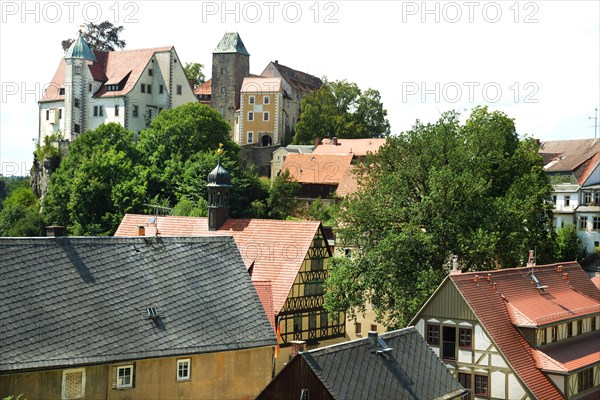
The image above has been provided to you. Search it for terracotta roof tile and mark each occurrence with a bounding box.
[336,165,359,197]
[540,139,600,185]
[451,262,599,399]
[194,79,211,96]
[253,280,275,332]
[115,215,324,314]
[313,138,386,156]
[534,334,600,372]
[592,274,600,290]
[281,153,353,185]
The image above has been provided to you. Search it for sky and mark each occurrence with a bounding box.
[1,0,599,176]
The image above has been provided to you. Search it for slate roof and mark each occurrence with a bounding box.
[446,262,599,399]
[313,138,387,156]
[115,216,327,315]
[41,46,174,102]
[0,237,276,372]
[540,139,600,185]
[213,32,250,56]
[281,153,353,185]
[64,32,96,61]
[261,61,322,92]
[282,328,466,400]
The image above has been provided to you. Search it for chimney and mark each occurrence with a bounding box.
[314,136,321,148]
[274,60,278,66]
[368,331,378,346]
[188,78,195,90]
[332,137,338,146]
[46,226,66,237]
[290,340,306,358]
[137,226,145,237]
[474,275,479,284]
[450,255,461,275]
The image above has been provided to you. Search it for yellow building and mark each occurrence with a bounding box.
[238,77,283,146]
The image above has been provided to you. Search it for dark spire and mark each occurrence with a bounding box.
[207,145,232,231]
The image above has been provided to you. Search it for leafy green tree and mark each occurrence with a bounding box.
[554,225,585,261]
[326,107,554,328]
[307,197,338,226]
[0,180,45,237]
[267,170,301,219]
[293,79,390,144]
[183,62,206,87]
[62,21,125,51]
[43,123,145,235]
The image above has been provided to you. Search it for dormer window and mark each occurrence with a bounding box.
[106,85,120,92]
[59,88,65,95]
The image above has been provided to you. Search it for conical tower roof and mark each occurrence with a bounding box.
[213,32,250,56]
[207,159,233,188]
[65,31,97,61]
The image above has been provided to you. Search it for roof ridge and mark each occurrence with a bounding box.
[302,327,415,356]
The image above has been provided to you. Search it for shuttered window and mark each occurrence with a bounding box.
[62,368,85,399]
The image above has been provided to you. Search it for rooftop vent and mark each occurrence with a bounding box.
[368,331,393,354]
[147,307,159,320]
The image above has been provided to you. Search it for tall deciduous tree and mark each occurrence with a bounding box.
[183,63,206,87]
[293,79,390,144]
[325,107,555,328]
[62,21,126,51]
[43,123,145,235]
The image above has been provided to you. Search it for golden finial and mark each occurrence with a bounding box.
[217,143,224,157]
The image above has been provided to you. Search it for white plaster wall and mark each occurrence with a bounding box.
[491,353,508,368]
[554,192,579,213]
[491,370,506,399]
[87,97,125,131]
[474,324,491,351]
[508,373,527,399]
[169,49,198,107]
[547,373,565,396]
[39,101,64,141]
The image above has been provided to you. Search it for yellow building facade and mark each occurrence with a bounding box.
[239,77,283,146]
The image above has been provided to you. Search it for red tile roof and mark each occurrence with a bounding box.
[313,138,386,156]
[41,46,173,102]
[533,334,600,372]
[281,153,353,185]
[540,139,600,185]
[450,262,599,399]
[115,215,325,314]
[193,79,212,96]
[592,274,600,290]
[336,165,359,197]
[253,280,275,332]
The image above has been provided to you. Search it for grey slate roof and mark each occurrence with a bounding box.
[300,327,466,400]
[0,236,276,372]
[213,32,250,56]
[64,32,97,61]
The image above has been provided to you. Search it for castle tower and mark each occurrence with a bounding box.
[63,31,96,140]
[207,154,233,231]
[211,33,250,139]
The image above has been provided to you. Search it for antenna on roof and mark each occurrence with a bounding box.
[588,107,598,139]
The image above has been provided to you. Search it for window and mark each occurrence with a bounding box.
[300,389,309,400]
[62,368,85,399]
[552,195,557,204]
[115,105,119,116]
[305,281,323,296]
[564,196,570,206]
[263,111,270,121]
[427,324,440,345]
[46,110,49,120]
[459,328,472,348]
[116,365,133,388]
[176,359,190,381]
[311,258,324,271]
[567,322,573,338]
[294,315,302,335]
[141,84,146,93]
[577,319,583,335]
[159,85,164,94]
[355,322,362,335]
[551,325,558,342]
[94,106,103,117]
[93,106,98,117]
[249,96,255,104]
[221,68,226,74]
[584,192,592,204]
[147,85,152,94]
[578,368,594,392]
[371,324,378,332]
[59,88,65,95]
[74,124,80,134]
[221,87,226,94]
[247,131,253,143]
[147,109,152,119]
[220,107,224,116]
[74,98,80,108]
[540,328,547,345]
[248,112,254,121]
[133,105,139,118]
[88,84,92,92]
[264,96,270,104]
[458,373,471,400]
[595,192,600,205]
[309,312,317,330]
[593,217,600,230]
[474,375,488,396]
[59,109,62,119]
[580,216,588,230]
[177,85,182,95]
[320,310,328,329]
[592,316,597,332]
[74,65,81,75]
[148,68,153,76]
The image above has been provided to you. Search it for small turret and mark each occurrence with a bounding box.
[207,145,233,231]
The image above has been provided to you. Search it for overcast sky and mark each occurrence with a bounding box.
[1,0,599,176]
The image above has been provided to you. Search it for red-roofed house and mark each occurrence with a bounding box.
[540,139,600,255]
[411,261,600,399]
[39,32,197,143]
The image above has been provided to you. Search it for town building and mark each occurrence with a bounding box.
[271,144,314,179]
[39,32,197,143]
[410,260,600,399]
[540,139,600,254]
[115,160,346,372]
[257,327,468,400]
[0,235,276,399]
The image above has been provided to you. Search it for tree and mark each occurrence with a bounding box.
[325,107,554,328]
[293,79,390,144]
[554,225,585,261]
[43,123,145,235]
[267,170,301,219]
[184,63,206,87]
[62,21,126,51]
[0,180,45,237]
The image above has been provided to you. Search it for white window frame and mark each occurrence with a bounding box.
[248,112,254,121]
[116,365,134,389]
[62,368,86,400]
[177,359,191,381]
[264,95,270,104]
[263,111,270,121]
[249,96,255,104]
[247,131,254,143]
